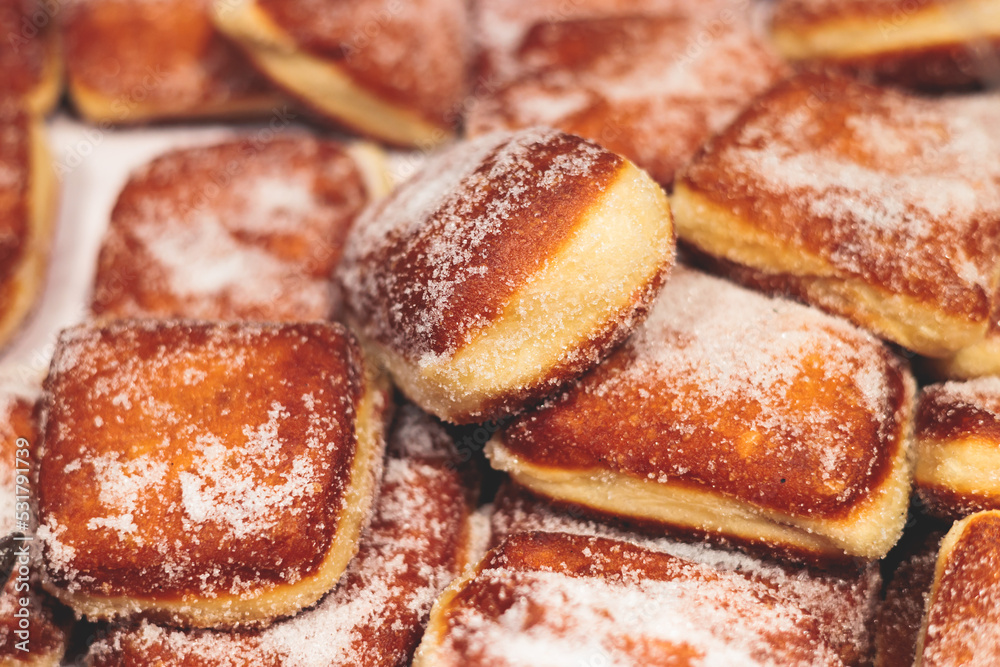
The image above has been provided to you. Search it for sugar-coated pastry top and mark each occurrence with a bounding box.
[470,2,786,185]
[92,136,368,321]
[491,484,880,665]
[918,376,1000,443]
[680,73,1000,321]
[497,267,909,519]
[253,0,469,129]
[340,128,624,363]
[63,0,274,110]
[0,107,30,309]
[921,511,1000,666]
[38,320,366,600]
[87,406,474,667]
[427,531,843,666]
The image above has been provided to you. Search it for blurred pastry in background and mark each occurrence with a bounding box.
[771,0,1000,91]
[0,0,62,114]
[673,72,1000,374]
[468,0,787,186]
[63,0,284,123]
[91,135,387,322]
[0,105,56,354]
[212,0,469,147]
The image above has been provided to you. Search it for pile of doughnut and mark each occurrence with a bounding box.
[1,0,1000,664]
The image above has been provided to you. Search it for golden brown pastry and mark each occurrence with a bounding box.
[0,105,57,353]
[468,0,788,186]
[0,0,62,115]
[90,136,386,322]
[874,530,944,667]
[0,392,71,667]
[916,510,1000,666]
[771,0,1000,91]
[673,72,1000,370]
[491,482,882,666]
[86,405,477,666]
[338,128,675,424]
[915,377,1000,519]
[37,320,391,629]
[62,0,284,123]
[488,266,915,561]
[211,0,469,146]
[415,531,846,666]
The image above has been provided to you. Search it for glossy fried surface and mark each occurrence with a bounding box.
[496,267,909,520]
[251,0,468,131]
[469,2,786,185]
[419,532,843,666]
[63,0,276,120]
[38,321,365,602]
[87,406,475,666]
[920,511,1000,666]
[91,136,369,322]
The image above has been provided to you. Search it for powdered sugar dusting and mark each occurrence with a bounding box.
[434,533,842,666]
[93,137,368,321]
[924,376,1000,417]
[491,485,880,663]
[86,448,471,665]
[683,77,1000,308]
[340,128,615,361]
[38,321,359,599]
[469,1,786,184]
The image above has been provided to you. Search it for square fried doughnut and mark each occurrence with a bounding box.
[487,266,915,561]
[0,0,62,114]
[491,482,882,666]
[0,391,72,666]
[0,105,57,353]
[86,405,478,665]
[772,0,1000,91]
[338,128,675,424]
[673,72,1000,368]
[414,531,845,666]
[37,320,392,629]
[468,0,788,186]
[917,510,1000,665]
[211,0,469,147]
[915,377,1000,519]
[62,0,284,123]
[90,135,385,322]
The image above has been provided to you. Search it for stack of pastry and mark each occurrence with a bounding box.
[4,0,1000,664]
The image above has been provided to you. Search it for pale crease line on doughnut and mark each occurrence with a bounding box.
[0,118,57,354]
[41,362,391,629]
[485,418,915,561]
[357,160,673,422]
[345,141,395,200]
[211,0,451,147]
[772,0,1000,60]
[670,183,992,358]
